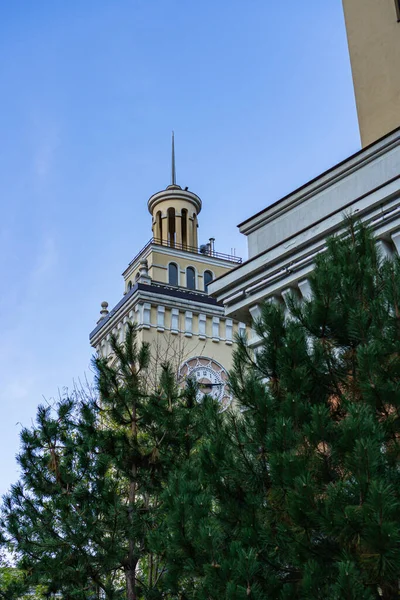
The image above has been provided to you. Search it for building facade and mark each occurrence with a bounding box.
[210,128,400,345]
[210,4,400,340]
[343,0,400,147]
[90,144,245,411]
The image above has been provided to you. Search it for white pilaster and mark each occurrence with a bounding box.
[157,305,165,331]
[185,311,193,337]
[376,239,394,260]
[249,304,262,323]
[225,319,233,345]
[391,231,400,255]
[281,287,300,319]
[143,303,151,329]
[298,278,312,300]
[134,304,142,327]
[171,308,179,334]
[212,316,220,342]
[198,313,206,340]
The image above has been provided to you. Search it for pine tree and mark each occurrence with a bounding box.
[161,219,400,599]
[1,324,206,599]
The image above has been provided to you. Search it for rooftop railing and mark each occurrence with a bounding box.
[128,238,242,267]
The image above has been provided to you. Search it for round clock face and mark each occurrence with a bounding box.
[179,356,232,412]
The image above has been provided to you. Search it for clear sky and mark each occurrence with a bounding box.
[0,0,360,496]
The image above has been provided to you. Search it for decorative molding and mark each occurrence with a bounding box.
[198,313,206,340]
[391,230,400,254]
[298,278,312,300]
[143,303,151,329]
[212,316,220,342]
[225,319,233,345]
[157,305,165,331]
[376,239,394,260]
[185,311,193,337]
[171,308,179,334]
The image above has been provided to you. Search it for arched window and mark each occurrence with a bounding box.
[181,208,188,248]
[156,210,163,242]
[167,207,176,247]
[135,272,140,281]
[186,266,196,290]
[128,281,132,291]
[204,270,213,292]
[168,262,179,286]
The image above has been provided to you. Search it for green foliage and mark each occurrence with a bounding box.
[1,324,206,599]
[0,566,48,599]
[161,220,400,599]
[3,220,400,599]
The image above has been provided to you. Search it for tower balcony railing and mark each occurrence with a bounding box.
[129,237,242,267]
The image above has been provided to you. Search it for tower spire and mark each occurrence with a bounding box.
[171,131,176,185]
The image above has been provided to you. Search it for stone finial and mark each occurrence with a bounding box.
[138,259,151,284]
[97,301,109,323]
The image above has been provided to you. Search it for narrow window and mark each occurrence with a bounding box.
[167,207,176,247]
[181,208,188,248]
[156,210,162,242]
[204,270,213,292]
[128,281,132,291]
[396,0,400,20]
[168,263,178,286]
[186,266,196,290]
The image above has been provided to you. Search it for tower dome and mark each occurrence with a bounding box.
[148,133,201,249]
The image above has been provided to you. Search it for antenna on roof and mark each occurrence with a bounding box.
[171,131,176,185]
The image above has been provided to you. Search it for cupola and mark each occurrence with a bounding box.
[147,133,201,250]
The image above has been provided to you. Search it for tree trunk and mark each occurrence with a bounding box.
[126,377,138,600]
[125,562,137,600]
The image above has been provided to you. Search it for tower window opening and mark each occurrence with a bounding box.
[181,208,188,248]
[204,270,213,293]
[186,266,196,290]
[156,211,163,242]
[396,0,400,20]
[192,213,197,249]
[128,281,132,291]
[168,262,179,286]
[167,208,176,247]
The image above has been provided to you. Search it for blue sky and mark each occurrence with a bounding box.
[0,0,360,495]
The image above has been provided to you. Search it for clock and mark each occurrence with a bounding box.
[179,356,232,411]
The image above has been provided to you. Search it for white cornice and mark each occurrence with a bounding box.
[147,187,202,215]
[211,183,400,316]
[239,129,400,236]
[90,286,225,347]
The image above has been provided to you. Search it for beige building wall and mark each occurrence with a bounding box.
[138,317,241,374]
[343,0,400,146]
[124,248,234,292]
[93,297,245,410]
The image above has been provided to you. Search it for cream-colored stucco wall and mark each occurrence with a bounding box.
[94,301,244,390]
[124,247,234,292]
[139,324,237,374]
[343,0,400,146]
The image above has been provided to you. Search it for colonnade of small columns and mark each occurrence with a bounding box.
[96,301,246,358]
[247,232,400,347]
[152,208,199,249]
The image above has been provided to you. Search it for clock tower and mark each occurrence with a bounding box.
[89,136,245,410]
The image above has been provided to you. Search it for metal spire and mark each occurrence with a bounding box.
[171,131,176,185]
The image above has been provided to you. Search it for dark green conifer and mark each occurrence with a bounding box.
[162,220,400,600]
[1,324,204,600]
